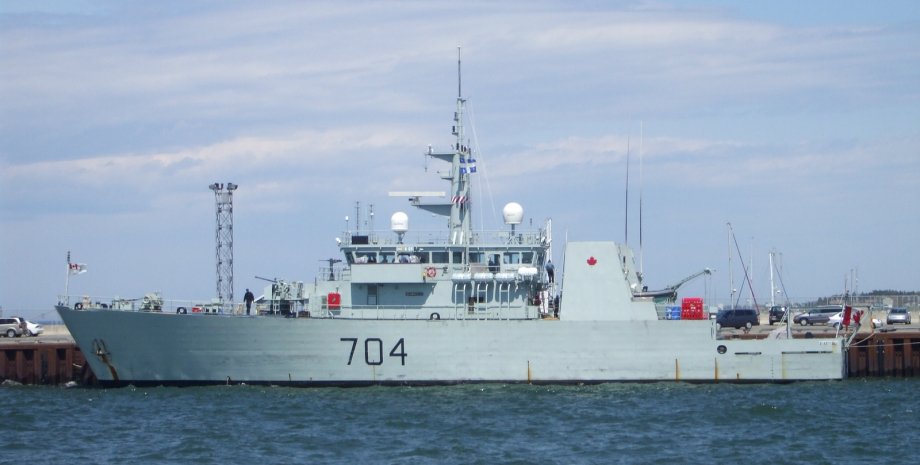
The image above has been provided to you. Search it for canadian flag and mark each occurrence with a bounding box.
[68,262,87,275]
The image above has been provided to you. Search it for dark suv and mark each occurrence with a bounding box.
[716,308,760,330]
[768,306,789,325]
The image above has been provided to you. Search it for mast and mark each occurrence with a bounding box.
[769,250,775,307]
[209,182,237,306]
[64,251,71,306]
[458,45,462,100]
[638,121,644,275]
[727,223,734,307]
[398,47,474,245]
[450,45,472,243]
[624,135,630,245]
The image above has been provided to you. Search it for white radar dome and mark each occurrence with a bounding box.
[390,212,409,233]
[502,202,524,225]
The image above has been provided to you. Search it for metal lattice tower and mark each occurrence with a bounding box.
[209,182,237,305]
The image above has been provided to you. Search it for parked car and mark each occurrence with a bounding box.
[886,307,911,325]
[716,308,760,330]
[828,312,844,329]
[25,320,44,336]
[793,305,843,326]
[768,306,789,325]
[0,317,27,337]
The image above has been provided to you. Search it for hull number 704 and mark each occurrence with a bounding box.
[340,337,407,366]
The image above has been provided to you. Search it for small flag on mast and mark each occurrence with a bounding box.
[68,262,87,275]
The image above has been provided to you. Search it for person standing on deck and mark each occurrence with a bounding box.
[243,289,255,315]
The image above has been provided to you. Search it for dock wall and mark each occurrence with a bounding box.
[1,342,95,385]
[847,330,920,377]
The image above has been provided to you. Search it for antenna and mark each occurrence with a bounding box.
[368,203,375,232]
[209,182,237,305]
[624,134,630,245]
[638,121,644,274]
[457,45,462,98]
[354,201,361,234]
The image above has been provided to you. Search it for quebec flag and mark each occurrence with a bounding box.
[468,158,477,174]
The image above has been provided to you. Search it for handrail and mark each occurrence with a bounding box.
[339,228,547,247]
[59,295,538,320]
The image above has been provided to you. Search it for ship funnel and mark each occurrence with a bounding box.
[391,211,409,243]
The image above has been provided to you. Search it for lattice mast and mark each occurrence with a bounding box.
[209,182,237,305]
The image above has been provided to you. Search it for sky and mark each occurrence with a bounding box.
[1,0,918,320]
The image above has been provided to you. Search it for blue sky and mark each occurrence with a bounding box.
[1,1,918,320]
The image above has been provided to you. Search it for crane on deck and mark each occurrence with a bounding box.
[632,268,713,301]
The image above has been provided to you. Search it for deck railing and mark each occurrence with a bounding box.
[58,295,543,320]
[339,228,547,247]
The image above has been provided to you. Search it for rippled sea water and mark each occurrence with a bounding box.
[2,379,917,465]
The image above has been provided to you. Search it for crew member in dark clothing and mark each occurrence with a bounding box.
[243,289,255,315]
[545,260,555,283]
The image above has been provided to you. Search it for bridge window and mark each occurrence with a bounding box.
[354,252,376,264]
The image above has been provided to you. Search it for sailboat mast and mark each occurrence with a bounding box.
[769,250,776,307]
[727,223,734,307]
[624,135,630,245]
[639,121,644,274]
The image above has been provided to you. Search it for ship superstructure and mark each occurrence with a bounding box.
[311,70,555,323]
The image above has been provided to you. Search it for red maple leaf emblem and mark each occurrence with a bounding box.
[587,256,597,266]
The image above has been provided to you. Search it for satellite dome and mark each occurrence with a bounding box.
[502,202,524,225]
[391,212,409,233]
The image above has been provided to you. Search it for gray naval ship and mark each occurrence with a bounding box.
[56,69,848,386]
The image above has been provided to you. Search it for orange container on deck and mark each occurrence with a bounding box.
[681,297,705,320]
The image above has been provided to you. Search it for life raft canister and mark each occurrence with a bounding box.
[327,292,341,310]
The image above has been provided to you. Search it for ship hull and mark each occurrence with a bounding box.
[57,306,845,386]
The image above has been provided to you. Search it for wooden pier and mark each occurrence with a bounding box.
[1,341,95,385]
[847,330,920,377]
